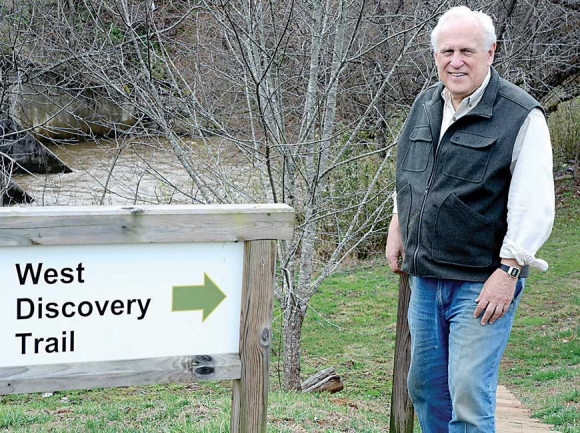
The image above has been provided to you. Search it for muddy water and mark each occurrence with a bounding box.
[13,139,198,206]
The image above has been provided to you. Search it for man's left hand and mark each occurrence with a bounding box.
[474,269,517,325]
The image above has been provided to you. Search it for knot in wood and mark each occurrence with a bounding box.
[121,207,144,215]
[195,366,215,376]
[193,355,212,364]
[260,327,271,347]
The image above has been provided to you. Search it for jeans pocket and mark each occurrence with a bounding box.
[513,278,525,301]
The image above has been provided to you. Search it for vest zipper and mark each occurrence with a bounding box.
[413,181,432,274]
[413,104,440,273]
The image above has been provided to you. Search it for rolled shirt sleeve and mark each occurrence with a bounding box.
[500,108,555,271]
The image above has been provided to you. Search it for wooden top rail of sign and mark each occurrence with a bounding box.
[0,203,295,246]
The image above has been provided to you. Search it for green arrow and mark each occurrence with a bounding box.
[172,273,226,322]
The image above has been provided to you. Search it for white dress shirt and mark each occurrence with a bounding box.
[394,70,555,271]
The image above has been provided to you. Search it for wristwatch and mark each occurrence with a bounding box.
[499,264,521,279]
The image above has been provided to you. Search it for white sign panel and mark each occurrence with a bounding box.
[0,242,244,368]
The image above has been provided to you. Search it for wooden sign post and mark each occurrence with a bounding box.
[0,204,294,433]
[389,274,415,433]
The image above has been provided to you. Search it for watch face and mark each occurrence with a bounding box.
[509,268,520,277]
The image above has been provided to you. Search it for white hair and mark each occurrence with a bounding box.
[431,6,497,52]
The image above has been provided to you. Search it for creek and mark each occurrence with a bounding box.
[13,139,204,207]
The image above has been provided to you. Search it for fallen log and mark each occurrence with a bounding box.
[301,367,344,394]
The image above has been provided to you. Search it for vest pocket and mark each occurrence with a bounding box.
[401,126,432,172]
[443,132,496,183]
[431,193,495,267]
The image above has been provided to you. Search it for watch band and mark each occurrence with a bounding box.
[499,264,521,278]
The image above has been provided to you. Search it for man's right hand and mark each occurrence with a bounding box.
[386,214,405,274]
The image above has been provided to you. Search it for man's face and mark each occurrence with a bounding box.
[434,19,496,106]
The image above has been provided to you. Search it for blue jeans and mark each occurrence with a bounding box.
[407,276,524,433]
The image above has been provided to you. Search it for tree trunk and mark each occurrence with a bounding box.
[282,294,307,391]
[575,137,579,179]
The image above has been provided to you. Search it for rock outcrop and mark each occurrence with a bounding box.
[0,119,72,205]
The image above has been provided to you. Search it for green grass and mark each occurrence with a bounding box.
[0,178,578,432]
[498,177,580,433]
[0,384,233,432]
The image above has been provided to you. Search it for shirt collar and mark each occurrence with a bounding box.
[441,70,492,110]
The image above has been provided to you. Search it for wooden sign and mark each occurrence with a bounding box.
[0,204,294,433]
[1,242,244,367]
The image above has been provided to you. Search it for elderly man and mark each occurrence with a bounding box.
[385,6,554,432]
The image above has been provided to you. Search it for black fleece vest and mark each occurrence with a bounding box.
[395,68,541,282]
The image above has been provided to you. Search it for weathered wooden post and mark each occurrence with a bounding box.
[231,239,277,433]
[389,274,415,433]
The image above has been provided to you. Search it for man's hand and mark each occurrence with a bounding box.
[474,265,518,325]
[386,214,405,274]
